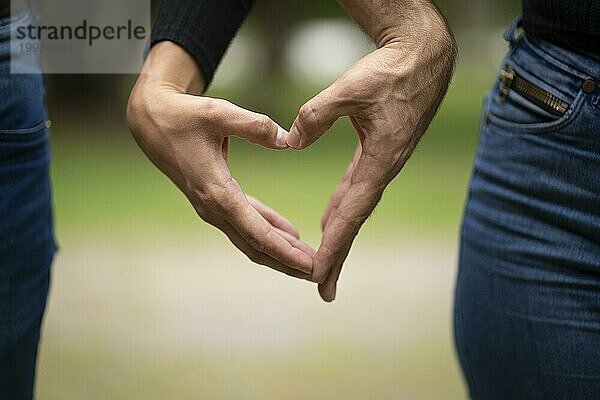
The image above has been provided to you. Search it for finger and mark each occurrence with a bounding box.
[230,200,315,273]
[272,226,316,259]
[217,184,315,274]
[313,154,387,300]
[321,180,350,233]
[317,243,351,302]
[247,195,300,239]
[218,221,313,281]
[287,85,362,149]
[209,99,289,150]
[199,154,314,274]
[320,143,362,231]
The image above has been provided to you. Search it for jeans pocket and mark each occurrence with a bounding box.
[486,66,585,134]
[484,34,595,135]
[0,121,49,170]
[0,119,48,139]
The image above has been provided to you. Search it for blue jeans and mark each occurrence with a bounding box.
[0,9,55,400]
[455,20,600,399]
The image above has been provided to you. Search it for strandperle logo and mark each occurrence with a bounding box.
[15,19,147,46]
[10,0,150,73]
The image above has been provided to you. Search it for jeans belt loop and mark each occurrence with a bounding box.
[503,17,523,49]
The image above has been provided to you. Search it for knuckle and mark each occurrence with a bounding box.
[338,71,370,99]
[311,267,328,284]
[298,102,320,132]
[246,233,266,254]
[198,98,222,125]
[334,209,366,230]
[246,225,272,254]
[253,114,273,140]
[313,245,338,283]
[256,114,271,136]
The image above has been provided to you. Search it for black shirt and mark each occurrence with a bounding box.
[151,0,600,86]
[151,0,254,85]
[522,0,600,56]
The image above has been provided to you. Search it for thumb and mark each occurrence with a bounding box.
[209,99,289,150]
[287,85,359,149]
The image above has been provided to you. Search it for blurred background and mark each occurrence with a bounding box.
[37,0,520,398]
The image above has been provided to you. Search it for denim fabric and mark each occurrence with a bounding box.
[0,9,45,130]
[0,9,55,400]
[455,20,600,399]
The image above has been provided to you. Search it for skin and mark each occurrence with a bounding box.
[127,42,316,280]
[126,0,456,301]
[288,0,457,301]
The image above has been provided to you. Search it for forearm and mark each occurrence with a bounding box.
[137,42,206,96]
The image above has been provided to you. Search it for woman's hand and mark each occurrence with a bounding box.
[127,42,315,279]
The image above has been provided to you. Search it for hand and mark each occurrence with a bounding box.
[287,4,456,301]
[127,42,315,279]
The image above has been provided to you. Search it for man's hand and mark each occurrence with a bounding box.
[127,42,315,279]
[286,0,457,301]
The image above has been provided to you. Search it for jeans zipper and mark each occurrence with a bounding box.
[499,66,570,116]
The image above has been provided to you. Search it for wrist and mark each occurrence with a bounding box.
[127,41,206,134]
[139,41,206,95]
[380,8,456,80]
[375,1,455,51]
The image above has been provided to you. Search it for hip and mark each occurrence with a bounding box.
[462,23,600,277]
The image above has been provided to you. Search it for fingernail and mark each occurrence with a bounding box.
[276,127,288,148]
[286,126,301,149]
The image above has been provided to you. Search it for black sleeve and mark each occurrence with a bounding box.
[151,0,255,86]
